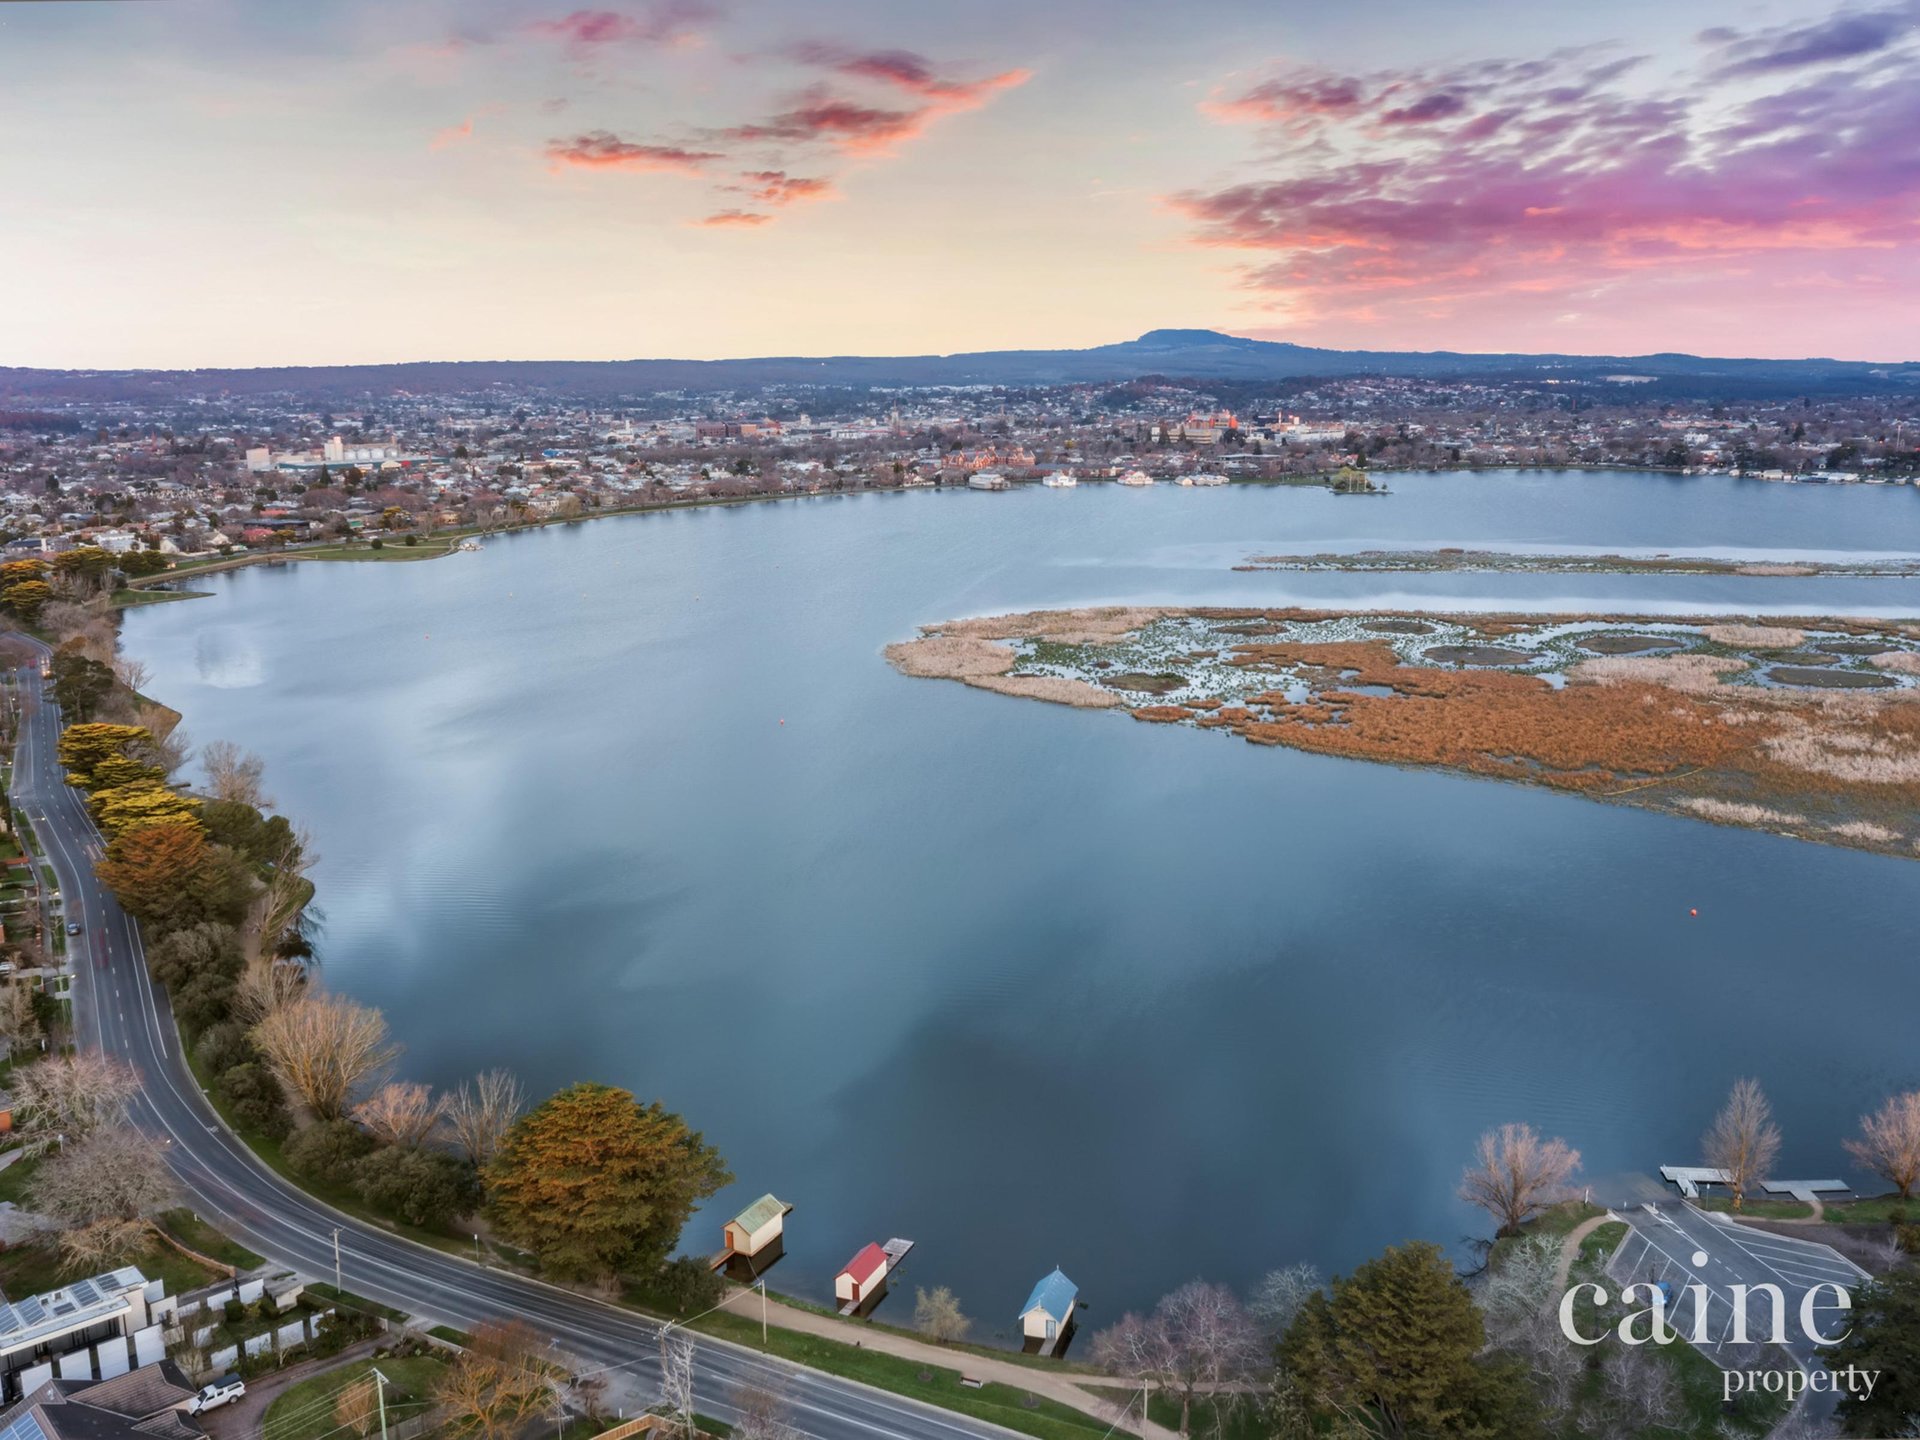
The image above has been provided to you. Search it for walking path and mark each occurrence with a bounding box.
[1554,1214,1616,1292]
[713,1286,1181,1440]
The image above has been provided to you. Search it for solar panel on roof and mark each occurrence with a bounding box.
[0,1411,51,1440]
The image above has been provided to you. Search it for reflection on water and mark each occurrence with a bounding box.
[122,472,1920,1329]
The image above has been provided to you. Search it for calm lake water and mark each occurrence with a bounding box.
[123,471,1920,1340]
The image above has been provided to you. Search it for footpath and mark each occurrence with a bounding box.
[709,1285,1180,1440]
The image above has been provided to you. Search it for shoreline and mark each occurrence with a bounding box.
[888,604,1920,860]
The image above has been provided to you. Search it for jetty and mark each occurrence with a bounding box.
[835,1238,915,1316]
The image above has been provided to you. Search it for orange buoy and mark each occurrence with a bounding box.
[1689,908,1698,917]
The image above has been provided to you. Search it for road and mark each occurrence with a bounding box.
[1611,1200,1869,1422]
[5,649,1032,1440]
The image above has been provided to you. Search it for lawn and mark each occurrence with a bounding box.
[0,1152,41,1204]
[691,1311,1116,1440]
[261,1354,448,1440]
[158,1208,265,1270]
[1699,1196,1816,1220]
[1824,1194,1915,1225]
[0,1233,224,1299]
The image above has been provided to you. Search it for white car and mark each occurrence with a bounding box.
[187,1376,246,1414]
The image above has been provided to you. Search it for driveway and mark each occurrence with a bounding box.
[199,1339,383,1440]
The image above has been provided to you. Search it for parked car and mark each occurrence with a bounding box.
[65,922,81,935]
[187,1376,246,1414]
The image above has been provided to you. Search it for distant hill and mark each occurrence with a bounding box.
[3,330,1915,401]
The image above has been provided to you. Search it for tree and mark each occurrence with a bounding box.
[1458,1123,1582,1237]
[97,822,249,931]
[0,981,41,1060]
[434,1321,555,1440]
[1091,1282,1262,1436]
[216,1063,292,1138]
[284,1118,376,1187]
[199,739,270,808]
[353,1081,447,1148]
[2,579,53,623]
[58,723,153,787]
[49,652,115,722]
[13,1051,140,1152]
[353,1147,481,1228]
[1703,1078,1782,1211]
[1283,1243,1488,1440]
[251,993,399,1120]
[446,1069,526,1167]
[487,1082,732,1281]
[93,782,203,838]
[1250,1263,1323,1341]
[657,1332,696,1439]
[913,1286,971,1344]
[1830,1266,1920,1435]
[29,1126,175,1227]
[334,1377,380,1439]
[1845,1091,1920,1200]
[731,1382,802,1440]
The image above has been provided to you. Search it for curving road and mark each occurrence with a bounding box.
[5,647,1017,1440]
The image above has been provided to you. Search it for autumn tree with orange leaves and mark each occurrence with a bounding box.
[487,1082,731,1282]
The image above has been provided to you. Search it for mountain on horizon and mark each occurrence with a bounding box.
[4,330,1915,402]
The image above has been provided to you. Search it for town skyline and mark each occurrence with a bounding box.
[5,0,1919,369]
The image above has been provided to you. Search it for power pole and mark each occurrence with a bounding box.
[332,1228,343,1292]
[370,1368,390,1440]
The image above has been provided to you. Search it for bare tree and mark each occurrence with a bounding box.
[1703,1078,1782,1211]
[252,992,399,1120]
[434,1321,554,1440]
[1094,1282,1261,1437]
[200,739,270,809]
[334,1376,381,1439]
[353,1081,448,1149]
[1845,1091,1920,1200]
[59,1217,155,1270]
[30,1126,175,1227]
[1249,1262,1322,1341]
[233,958,310,1025]
[732,1383,802,1440]
[0,981,41,1060]
[13,1050,141,1153]
[446,1069,526,1167]
[1478,1235,1584,1423]
[657,1332,697,1438]
[1599,1347,1680,1434]
[1458,1123,1582,1236]
[912,1286,971,1344]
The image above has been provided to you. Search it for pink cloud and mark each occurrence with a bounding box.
[733,170,836,206]
[694,209,774,227]
[430,116,477,151]
[526,2,720,54]
[545,132,722,173]
[785,43,1032,109]
[1173,25,1920,348]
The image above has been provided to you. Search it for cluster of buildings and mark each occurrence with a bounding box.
[0,377,1914,562]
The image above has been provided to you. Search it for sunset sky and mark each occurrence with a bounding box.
[3,0,1917,367]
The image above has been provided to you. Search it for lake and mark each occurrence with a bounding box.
[122,470,1920,1342]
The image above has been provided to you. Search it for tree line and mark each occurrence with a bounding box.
[55,721,733,1306]
[1078,1084,1920,1439]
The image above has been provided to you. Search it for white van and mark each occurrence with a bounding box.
[187,1375,246,1414]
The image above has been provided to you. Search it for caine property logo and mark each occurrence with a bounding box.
[1558,1250,1880,1407]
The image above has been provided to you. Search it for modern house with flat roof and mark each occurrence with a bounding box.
[0,1270,155,1402]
